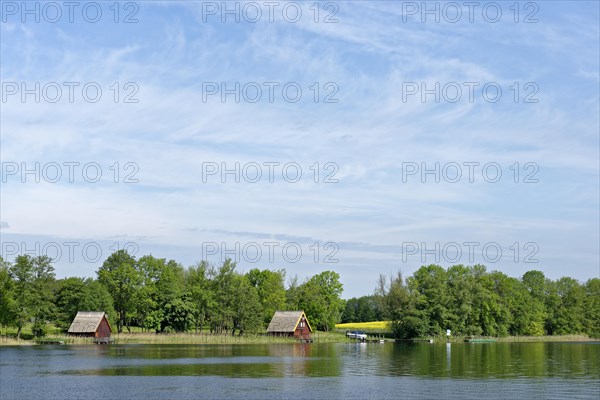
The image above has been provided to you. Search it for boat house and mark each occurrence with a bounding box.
[267,311,312,339]
[68,311,112,343]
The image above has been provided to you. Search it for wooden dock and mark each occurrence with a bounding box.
[348,337,387,343]
[93,337,113,344]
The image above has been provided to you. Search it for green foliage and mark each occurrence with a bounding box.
[545,277,586,335]
[231,274,262,334]
[298,271,344,331]
[285,274,302,311]
[381,265,594,339]
[186,261,216,333]
[210,259,238,334]
[408,264,451,336]
[341,295,383,323]
[131,255,192,333]
[54,277,116,330]
[0,257,16,327]
[246,268,286,325]
[8,255,55,338]
[1,252,596,340]
[31,319,48,337]
[383,272,427,339]
[392,315,427,339]
[97,250,140,333]
[163,296,193,332]
[584,279,600,338]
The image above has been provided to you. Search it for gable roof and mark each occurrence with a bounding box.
[267,311,312,333]
[68,312,111,333]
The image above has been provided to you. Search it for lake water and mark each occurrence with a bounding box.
[1,342,598,399]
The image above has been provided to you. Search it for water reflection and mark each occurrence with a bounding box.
[380,342,599,379]
[47,343,600,378]
[2,342,598,400]
[1,342,598,380]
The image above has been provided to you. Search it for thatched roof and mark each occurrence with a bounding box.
[68,312,111,333]
[267,311,312,333]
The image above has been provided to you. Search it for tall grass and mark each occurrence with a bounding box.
[1,330,348,346]
[3,331,594,346]
[115,333,296,344]
[0,336,35,345]
[495,335,594,343]
[112,331,346,344]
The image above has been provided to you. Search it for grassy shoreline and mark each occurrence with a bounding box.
[1,322,596,346]
[494,335,597,342]
[0,331,347,346]
[1,332,596,346]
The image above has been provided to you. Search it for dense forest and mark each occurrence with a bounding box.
[0,252,598,339]
[347,265,599,339]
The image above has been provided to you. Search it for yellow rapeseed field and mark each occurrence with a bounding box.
[335,321,391,331]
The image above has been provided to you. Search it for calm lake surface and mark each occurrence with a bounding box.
[1,342,598,399]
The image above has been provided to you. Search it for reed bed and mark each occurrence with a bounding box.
[113,331,346,344]
[1,331,348,346]
[2,332,595,346]
[496,335,595,342]
[114,332,296,344]
[0,336,35,345]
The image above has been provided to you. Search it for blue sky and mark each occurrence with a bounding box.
[1,1,599,297]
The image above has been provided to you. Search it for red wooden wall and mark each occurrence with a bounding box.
[294,316,311,338]
[96,316,112,338]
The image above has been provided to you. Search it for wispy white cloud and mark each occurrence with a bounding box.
[1,1,598,295]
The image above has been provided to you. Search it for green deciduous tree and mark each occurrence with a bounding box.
[54,277,116,330]
[342,296,383,323]
[0,257,16,331]
[97,250,140,333]
[584,278,600,337]
[246,268,286,325]
[285,274,302,311]
[186,261,216,333]
[386,272,427,339]
[210,259,238,334]
[3,248,596,340]
[408,265,451,336]
[545,277,586,335]
[232,274,262,335]
[9,255,55,338]
[299,271,344,331]
[341,297,357,323]
[134,255,191,333]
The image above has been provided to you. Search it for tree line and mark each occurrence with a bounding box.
[0,251,344,338]
[0,253,598,339]
[351,264,598,338]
